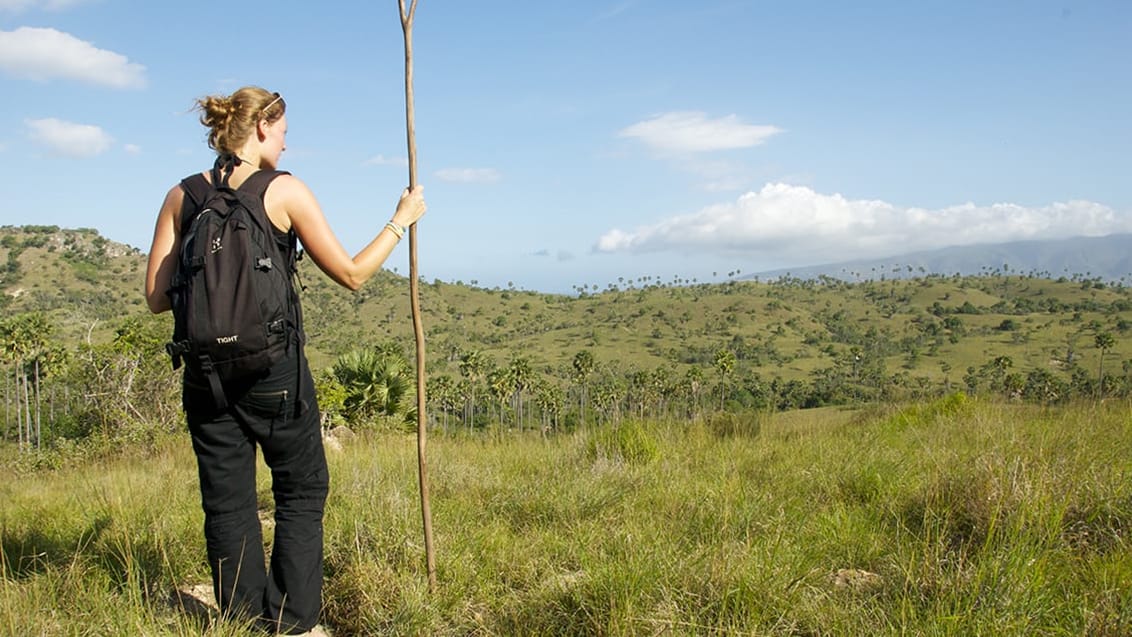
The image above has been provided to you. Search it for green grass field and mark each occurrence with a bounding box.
[4,396,1131,635]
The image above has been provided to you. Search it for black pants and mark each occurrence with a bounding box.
[184,354,327,634]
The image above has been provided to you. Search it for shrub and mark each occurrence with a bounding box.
[704,410,765,439]
[332,343,415,429]
[586,419,658,465]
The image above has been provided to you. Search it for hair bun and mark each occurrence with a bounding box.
[194,87,278,155]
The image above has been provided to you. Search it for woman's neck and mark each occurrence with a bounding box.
[234,143,262,169]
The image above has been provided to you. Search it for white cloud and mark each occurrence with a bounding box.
[363,154,408,167]
[0,0,92,11]
[0,27,146,88]
[435,167,501,184]
[619,112,782,153]
[123,143,141,155]
[25,117,113,157]
[595,183,1131,263]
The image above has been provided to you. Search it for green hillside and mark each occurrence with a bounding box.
[3,224,1131,436]
[0,225,147,323]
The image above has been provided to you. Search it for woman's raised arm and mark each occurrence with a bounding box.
[270,175,426,291]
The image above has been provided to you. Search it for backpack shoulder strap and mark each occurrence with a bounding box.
[177,174,214,235]
[238,169,291,200]
[179,173,213,209]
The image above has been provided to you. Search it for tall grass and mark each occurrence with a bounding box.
[3,397,1131,635]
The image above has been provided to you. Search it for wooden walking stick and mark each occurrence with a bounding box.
[399,0,437,592]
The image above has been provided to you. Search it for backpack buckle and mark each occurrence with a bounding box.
[166,341,189,370]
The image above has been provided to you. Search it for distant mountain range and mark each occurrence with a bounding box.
[750,234,1132,283]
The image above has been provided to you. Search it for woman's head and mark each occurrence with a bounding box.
[195,86,286,156]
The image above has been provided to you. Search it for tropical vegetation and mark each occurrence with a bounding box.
[2,225,1131,635]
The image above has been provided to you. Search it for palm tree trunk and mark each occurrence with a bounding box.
[23,368,32,452]
[34,359,40,450]
[4,367,10,443]
[15,367,23,450]
[1098,349,1105,400]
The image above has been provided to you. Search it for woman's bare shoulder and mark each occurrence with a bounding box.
[157,181,189,229]
[266,172,319,210]
[268,171,312,194]
[163,181,187,208]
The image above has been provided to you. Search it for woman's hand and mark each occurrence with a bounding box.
[392,185,427,228]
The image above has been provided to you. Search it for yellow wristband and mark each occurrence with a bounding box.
[385,221,405,239]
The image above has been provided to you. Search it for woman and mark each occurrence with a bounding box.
[145,86,425,635]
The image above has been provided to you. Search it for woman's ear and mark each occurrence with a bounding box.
[256,119,269,141]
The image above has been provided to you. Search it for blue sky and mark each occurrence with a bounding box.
[1,0,1129,293]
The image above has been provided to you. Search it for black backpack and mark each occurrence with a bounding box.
[165,156,301,409]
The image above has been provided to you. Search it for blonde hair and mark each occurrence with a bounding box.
[194,86,286,155]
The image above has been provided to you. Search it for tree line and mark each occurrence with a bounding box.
[3,291,1129,456]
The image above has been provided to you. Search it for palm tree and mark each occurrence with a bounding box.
[684,366,704,419]
[571,350,595,428]
[427,374,458,433]
[458,349,487,431]
[590,372,624,425]
[650,365,674,418]
[486,365,512,430]
[507,355,534,431]
[0,313,50,450]
[713,347,736,410]
[0,317,26,447]
[533,379,565,433]
[627,367,650,418]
